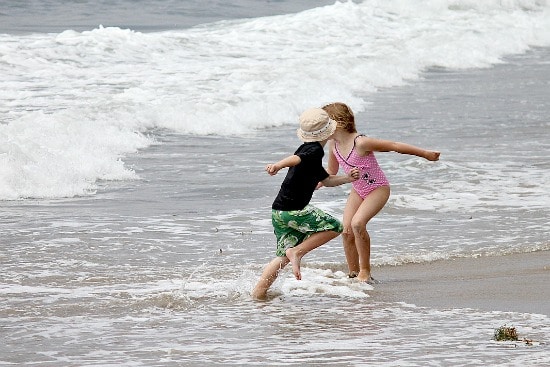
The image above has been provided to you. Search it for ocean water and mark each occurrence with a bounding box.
[1,0,550,365]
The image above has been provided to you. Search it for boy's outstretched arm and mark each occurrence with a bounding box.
[321,167,360,187]
[265,155,301,176]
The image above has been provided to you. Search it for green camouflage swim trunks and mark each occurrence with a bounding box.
[272,205,343,257]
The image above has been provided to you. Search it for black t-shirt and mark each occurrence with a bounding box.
[272,142,330,211]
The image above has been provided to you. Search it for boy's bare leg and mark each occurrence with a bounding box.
[251,256,289,300]
[286,230,340,281]
[351,186,390,283]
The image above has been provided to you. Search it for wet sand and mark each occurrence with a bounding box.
[372,250,550,316]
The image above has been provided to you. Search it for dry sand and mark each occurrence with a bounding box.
[371,250,550,316]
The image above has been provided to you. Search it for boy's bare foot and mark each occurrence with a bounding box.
[251,286,267,300]
[285,247,302,280]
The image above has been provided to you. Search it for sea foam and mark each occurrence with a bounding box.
[1,0,549,199]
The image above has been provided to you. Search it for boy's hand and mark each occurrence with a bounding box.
[424,151,441,161]
[265,163,280,176]
[348,167,360,181]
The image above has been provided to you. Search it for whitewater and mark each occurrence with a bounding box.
[1,0,549,199]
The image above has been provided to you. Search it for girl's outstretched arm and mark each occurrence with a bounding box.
[358,136,440,161]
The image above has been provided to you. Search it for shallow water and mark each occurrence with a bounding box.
[1,1,550,365]
[3,60,550,362]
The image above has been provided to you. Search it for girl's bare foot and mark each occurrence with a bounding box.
[357,270,370,283]
[285,247,302,280]
[367,276,380,284]
[356,270,379,284]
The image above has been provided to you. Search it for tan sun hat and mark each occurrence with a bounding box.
[297,108,337,142]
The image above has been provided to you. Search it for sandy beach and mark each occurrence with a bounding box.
[373,250,550,316]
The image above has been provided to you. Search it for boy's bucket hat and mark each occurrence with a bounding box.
[297,108,337,142]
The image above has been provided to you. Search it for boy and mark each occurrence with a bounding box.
[251,108,359,300]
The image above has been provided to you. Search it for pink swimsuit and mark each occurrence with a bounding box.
[334,135,389,199]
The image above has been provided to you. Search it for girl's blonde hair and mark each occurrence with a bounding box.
[322,102,357,133]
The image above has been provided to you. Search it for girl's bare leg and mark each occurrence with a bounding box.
[286,230,340,280]
[341,189,364,276]
[251,256,290,300]
[351,186,390,282]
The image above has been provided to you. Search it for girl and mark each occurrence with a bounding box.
[322,102,440,283]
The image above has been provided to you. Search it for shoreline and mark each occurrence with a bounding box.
[371,250,550,316]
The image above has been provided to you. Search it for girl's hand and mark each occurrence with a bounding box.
[424,151,441,161]
[348,167,360,181]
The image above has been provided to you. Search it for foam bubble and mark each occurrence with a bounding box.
[276,268,373,298]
